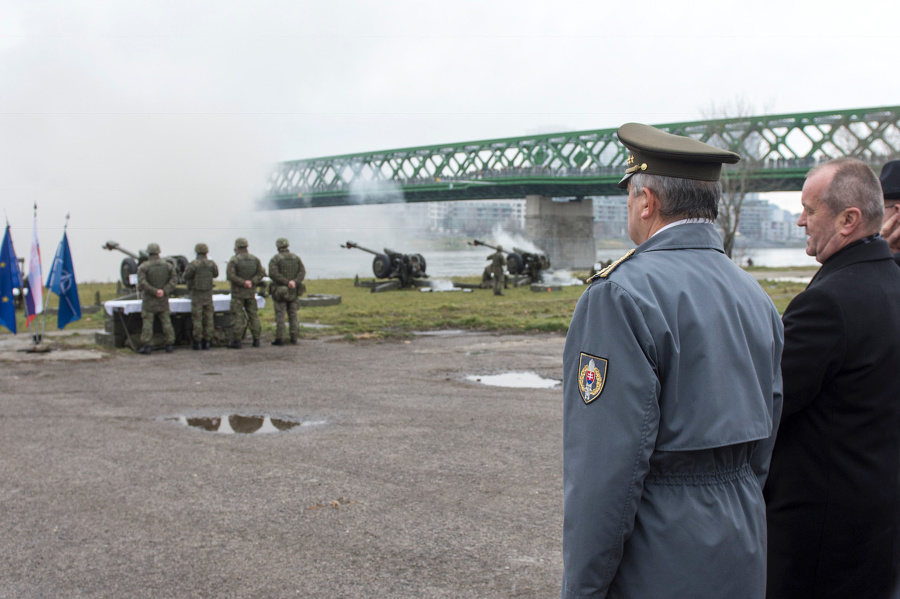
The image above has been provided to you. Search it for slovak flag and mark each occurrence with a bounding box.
[24,213,43,326]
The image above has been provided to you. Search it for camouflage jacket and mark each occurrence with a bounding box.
[226,251,266,299]
[268,250,306,302]
[488,250,507,272]
[137,256,177,311]
[183,257,219,299]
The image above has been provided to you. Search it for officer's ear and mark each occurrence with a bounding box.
[640,186,661,220]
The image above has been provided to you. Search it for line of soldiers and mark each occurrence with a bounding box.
[135,237,305,354]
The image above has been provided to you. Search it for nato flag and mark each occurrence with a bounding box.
[46,232,81,329]
[1,224,22,334]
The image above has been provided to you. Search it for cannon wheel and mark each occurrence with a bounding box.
[120,257,138,288]
[174,255,189,273]
[507,252,524,275]
[414,253,427,275]
[372,253,392,279]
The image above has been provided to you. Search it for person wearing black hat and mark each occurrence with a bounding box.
[880,160,900,266]
[561,123,783,598]
[764,158,900,599]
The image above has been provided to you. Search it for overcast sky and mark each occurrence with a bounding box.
[1,0,897,281]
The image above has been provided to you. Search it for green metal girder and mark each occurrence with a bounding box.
[262,105,900,209]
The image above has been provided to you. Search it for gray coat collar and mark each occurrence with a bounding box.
[636,222,725,256]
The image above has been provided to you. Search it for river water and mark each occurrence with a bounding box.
[302,246,817,280]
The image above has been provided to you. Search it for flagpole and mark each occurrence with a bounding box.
[32,202,48,346]
[35,211,69,351]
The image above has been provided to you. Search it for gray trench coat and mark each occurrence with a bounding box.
[562,223,783,598]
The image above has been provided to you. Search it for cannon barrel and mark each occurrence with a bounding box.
[470,239,507,253]
[103,241,189,288]
[102,241,140,260]
[341,241,381,256]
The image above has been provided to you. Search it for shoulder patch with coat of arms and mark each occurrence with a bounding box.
[578,352,608,404]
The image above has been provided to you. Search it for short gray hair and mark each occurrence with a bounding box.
[807,158,884,230]
[629,173,721,221]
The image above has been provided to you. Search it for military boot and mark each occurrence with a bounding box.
[192,342,201,350]
[252,338,260,347]
[271,338,284,346]
[165,345,174,353]
[227,340,242,349]
[201,339,210,350]
[290,336,298,345]
[137,346,152,355]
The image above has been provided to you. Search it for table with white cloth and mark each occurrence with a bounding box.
[97,294,266,348]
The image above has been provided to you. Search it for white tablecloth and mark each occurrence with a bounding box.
[104,295,265,315]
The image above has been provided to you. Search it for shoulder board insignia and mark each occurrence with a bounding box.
[588,249,635,282]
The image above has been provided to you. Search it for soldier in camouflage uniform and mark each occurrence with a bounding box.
[136,243,177,354]
[487,245,507,296]
[183,242,219,350]
[226,237,265,349]
[268,238,306,345]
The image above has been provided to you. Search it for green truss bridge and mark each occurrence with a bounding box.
[262,105,900,210]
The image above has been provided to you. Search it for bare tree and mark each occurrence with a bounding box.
[702,98,770,259]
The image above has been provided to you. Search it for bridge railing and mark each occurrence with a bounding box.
[262,105,900,208]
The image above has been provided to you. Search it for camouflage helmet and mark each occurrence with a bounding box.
[234,237,249,249]
[496,245,503,252]
[146,243,161,255]
[195,243,209,254]
[276,237,290,250]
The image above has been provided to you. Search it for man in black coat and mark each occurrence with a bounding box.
[881,160,900,267]
[765,157,900,599]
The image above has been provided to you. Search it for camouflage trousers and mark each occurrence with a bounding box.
[273,299,299,341]
[190,294,215,341]
[491,267,505,295]
[141,308,175,347]
[230,296,260,341]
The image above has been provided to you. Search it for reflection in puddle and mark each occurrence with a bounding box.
[466,371,561,389]
[170,414,326,434]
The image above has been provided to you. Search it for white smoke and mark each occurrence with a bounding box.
[489,225,544,254]
[542,270,584,286]
[428,279,457,292]
[348,178,405,205]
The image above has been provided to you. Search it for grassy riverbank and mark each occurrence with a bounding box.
[6,269,813,340]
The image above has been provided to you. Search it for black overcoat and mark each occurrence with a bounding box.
[765,236,900,599]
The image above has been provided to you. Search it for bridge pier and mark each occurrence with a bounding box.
[524,195,595,270]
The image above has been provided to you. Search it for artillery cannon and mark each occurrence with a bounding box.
[102,241,190,289]
[341,241,428,292]
[471,239,551,285]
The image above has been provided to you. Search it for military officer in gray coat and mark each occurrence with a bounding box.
[562,124,783,598]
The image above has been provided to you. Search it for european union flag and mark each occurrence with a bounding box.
[1,224,22,334]
[46,232,81,329]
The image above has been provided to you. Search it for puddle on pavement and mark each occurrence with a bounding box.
[413,329,466,336]
[168,414,325,434]
[466,371,561,389]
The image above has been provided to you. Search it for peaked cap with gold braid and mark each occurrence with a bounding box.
[617,123,741,189]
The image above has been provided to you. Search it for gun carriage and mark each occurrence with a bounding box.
[341,241,430,292]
